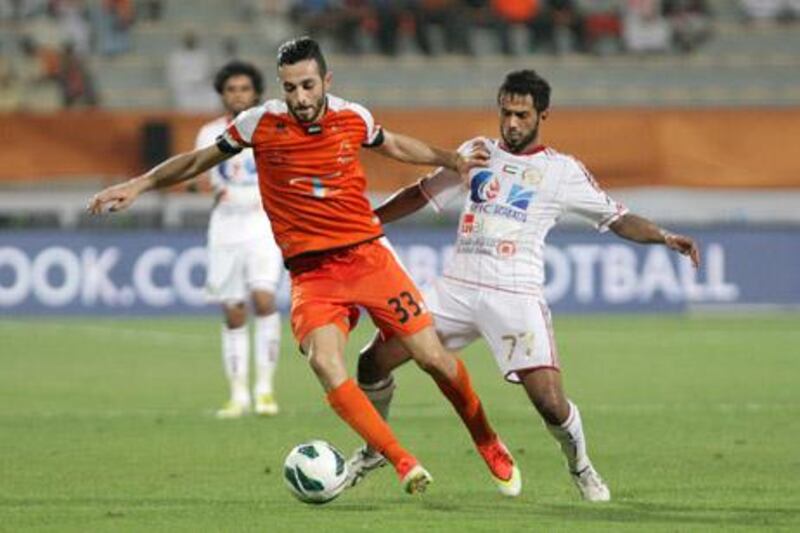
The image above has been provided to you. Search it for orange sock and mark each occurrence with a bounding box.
[327,379,415,474]
[433,358,496,446]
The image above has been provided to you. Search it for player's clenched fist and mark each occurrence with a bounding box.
[87,179,145,215]
[455,140,490,179]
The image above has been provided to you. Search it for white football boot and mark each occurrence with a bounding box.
[345,445,387,488]
[215,400,250,419]
[254,393,279,416]
[571,465,611,502]
[401,464,433,495]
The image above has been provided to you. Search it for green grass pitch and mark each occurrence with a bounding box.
[1,314,798,532]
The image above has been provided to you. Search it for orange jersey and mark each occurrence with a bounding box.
[221,94,385,262]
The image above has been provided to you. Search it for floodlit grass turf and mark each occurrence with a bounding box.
[1,314,798,532]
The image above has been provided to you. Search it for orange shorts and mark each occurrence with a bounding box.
[288,238,433,345]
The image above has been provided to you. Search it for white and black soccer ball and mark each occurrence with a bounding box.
[283,440,348,504]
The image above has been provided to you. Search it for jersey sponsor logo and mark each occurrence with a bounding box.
[522,167,543,186]
[217,156,258,185]
[496,240,517,258]
[470,170,501,203]
[460,213,476,234]
[455,236,527,257]
[506,184,535,210]
[336,140,355,165]
[470,202,528,223]
[289,172,343,198]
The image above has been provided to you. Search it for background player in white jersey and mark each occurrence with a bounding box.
[348,70,701,501]
[195,61,283,418]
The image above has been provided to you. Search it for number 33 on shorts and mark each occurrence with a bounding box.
[387,291,424,324]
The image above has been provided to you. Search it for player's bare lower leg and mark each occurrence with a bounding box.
[400,327,498,444]
[217,302,250,418]
[251,290,280,415]
[518,367,610,502]
[302,325,430,493]
[354,330,520,496]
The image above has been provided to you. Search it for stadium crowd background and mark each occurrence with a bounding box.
[2,0,800,111]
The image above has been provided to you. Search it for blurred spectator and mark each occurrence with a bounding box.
[91,0,133,56]
[739,0,800,22]
[372,0,403,56]
[14,36,60,110]
[578,0,623,54]
[0,42,22,111]
[260,0,294,50]
[166,31,218,111]
[663,0,711,53]
[290,0,367,54]
[290,0,327,37]
[57,41,99,107]
[409,0,474,56]
[136,0,162,21]
[623,0,671,53]
[739,0,783,21]
[490,0,587,55]
[1,0,47,20]
[57,0,92,56]
[490,0,542,55]
[542,0,589,53]
[18,35,59,79]
[335,0,369,54]
[22,1,64,59]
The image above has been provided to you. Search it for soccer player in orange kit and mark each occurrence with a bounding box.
[88,37,520,496]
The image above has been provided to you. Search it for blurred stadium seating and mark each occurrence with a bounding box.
[2,0,800,110]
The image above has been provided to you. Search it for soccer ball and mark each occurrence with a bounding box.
[283,440,348,504]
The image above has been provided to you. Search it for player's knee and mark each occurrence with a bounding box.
[252,292,276,316]
[224,303,247,329]
[307,349,338,380]
[413,349,451,380]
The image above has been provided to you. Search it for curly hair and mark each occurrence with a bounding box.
[497,70,551,112]
[213,61,264,96]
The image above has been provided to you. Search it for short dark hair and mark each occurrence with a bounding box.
[213,60,264,96]
[497,70,551,112]
[277,36,327,77]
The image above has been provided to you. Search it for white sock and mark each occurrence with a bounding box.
[222,325,250,405]
[254,313,280,397]
[546,400,591,473]
[360,377,395,455]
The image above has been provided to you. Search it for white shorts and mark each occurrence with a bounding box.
[206,239,283,304]
[424,277,560,383]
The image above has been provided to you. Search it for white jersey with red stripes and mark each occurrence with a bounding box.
[195,115,274,246]
[421,138,628,297]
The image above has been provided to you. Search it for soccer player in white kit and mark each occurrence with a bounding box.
[348,70,701,500]
[195,61,284,418]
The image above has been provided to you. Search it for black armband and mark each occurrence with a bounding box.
[362,127,385,148]
[215,134,243,155]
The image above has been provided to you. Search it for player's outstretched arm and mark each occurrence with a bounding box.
[374,167,464,224]
[87,144,233,214]
[373,130,489,175]
[610,213,701,268]
[374,183,428,224]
